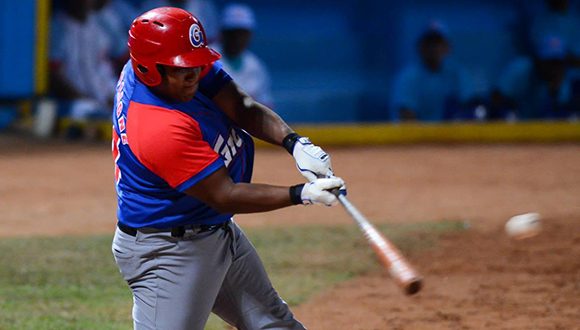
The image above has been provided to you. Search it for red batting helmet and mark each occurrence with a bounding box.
[128,7,221,86]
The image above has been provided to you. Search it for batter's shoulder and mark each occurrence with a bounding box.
[127,102,201,144]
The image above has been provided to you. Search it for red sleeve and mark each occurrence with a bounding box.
[127,101,223,190]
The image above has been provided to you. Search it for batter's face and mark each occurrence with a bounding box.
[154,65,203,102]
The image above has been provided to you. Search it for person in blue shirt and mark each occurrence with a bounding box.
[492,35,579,120]
[391,21,476,122]
[529,0,580,66]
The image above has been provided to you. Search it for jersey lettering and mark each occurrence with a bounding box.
[113,66,128,188]
[112,128,121,185]
[213,128,243,167]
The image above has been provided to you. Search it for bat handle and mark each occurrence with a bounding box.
[316,173,345,197]
[329,187,346,197]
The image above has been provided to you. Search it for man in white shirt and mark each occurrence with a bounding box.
[49,0,116,122]
[213,4,274,107]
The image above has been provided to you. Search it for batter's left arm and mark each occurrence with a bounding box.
[213,81,292,146]
[213,81,337,183]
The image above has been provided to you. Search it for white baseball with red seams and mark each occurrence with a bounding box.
[505,213,542,239]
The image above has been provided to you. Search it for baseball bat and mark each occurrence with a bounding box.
[336,193,423,295]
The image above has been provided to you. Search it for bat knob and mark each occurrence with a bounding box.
[404,278,423,295]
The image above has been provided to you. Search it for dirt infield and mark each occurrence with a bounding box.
[294,215,580,329]
[1,139,579,329]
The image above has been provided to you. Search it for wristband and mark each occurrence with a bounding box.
[289,184,305,205]
[282,133,301,155]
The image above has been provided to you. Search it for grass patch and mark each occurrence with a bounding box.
[0,221,463,329]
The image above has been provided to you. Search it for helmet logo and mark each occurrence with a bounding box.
[189,24,204,48]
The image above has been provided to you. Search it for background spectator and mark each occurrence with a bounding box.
[213,3,274,107]
[93,0,139,74]
[140,0,219,42]
[391,21,478,122]
[49,0,116,136]
[529,0,580,66]
[6,0,580,135]
[492,35,579,120]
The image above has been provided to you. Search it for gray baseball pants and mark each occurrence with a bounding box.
[112,220,306,330]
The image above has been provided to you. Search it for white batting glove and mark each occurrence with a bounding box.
[292,137,333,181]
[299,177,344,206]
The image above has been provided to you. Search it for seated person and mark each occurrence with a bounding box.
[491,35,579,120]
[529,0,580,67]
[391,21,477,122]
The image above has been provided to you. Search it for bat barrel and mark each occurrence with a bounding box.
[336,194,424,295]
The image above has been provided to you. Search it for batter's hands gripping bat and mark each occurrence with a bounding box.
[335,193,423,295]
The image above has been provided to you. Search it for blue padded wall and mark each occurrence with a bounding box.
[211,0,534,123]
[4,0,554,123]
[0,0,36,98]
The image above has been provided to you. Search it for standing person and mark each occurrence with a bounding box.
[213,3,274,107]
[391,20,476,122]
[111,7,344,330]
[93,0,140,73]
[49,0,116,136]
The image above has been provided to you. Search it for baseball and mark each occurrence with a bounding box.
[505,213,542,239]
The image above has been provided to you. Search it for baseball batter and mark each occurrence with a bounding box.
[111,7,343,330]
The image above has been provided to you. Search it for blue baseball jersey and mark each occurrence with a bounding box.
[112,60,254,228]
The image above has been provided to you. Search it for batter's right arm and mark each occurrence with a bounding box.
[184,167,343,213]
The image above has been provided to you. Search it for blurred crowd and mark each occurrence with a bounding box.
[46,0,579,139]
[391,0,580,122]
[48,0,271,138]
